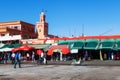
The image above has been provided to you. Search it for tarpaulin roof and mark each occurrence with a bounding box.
[28,44,50,51]
[84,39,99,50]
[71,40,85,49]
[100,39,115,50]
[114,39,120,50]
[12,45,34,52]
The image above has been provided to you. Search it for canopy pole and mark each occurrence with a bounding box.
[60,52,63,61]
[100,50,103,61]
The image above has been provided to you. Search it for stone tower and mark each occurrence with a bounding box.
[36,12,48,39]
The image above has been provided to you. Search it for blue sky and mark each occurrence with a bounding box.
[0,0,120,37]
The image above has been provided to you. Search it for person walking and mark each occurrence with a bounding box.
[14,52,21,68]
[32,51,35,63]
[11,52,15,64]
[26,53,30,61]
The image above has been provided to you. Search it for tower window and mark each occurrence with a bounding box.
[39,29,41,32]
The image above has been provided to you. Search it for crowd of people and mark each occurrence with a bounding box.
[0,51,47,68]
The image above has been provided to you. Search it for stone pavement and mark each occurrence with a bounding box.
[1,60,120,66]
[47,60,120,66]
[1,62,120,80]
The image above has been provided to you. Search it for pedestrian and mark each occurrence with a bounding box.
[40,52,44,63]
[26,52,30,61]
[3,52,8,64]
[14,52,21,68]
[11,52,15,64]
[32,51,35,62]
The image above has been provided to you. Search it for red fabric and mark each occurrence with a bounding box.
[37,50,43,55]
[47,45,70,56]
[47,48,54,55]
[38,35,120,40]
[19,45,34,51]
[12,45,34,52]
[62,48,70,55]
[12,47,20,52]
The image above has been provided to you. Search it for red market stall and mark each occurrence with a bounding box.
[47,45,70,56]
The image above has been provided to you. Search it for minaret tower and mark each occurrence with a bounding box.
[36,12,48,39]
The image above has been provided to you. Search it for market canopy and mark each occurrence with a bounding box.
[0,44,13,49]
[47,45,70,55]
[100,39,115,50]
[58,40,69,45]
[12,45,34,52]
[0,48,13,52]
[84,39,99,50]
[115,39,120,50]
[0,43,22,52]
[36,49,43,55]
[0,43,22,49]
[28,44,51,51]
[70,40,85,49]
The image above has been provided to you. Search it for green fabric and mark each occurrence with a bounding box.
[58,40,75,45]
[59,40,85,49]
[12,44,23,48]
[0,44,22,49]
[58,40,69,45]
[0,44,13,49]
[0,44,20,49]
[71,40,84,49]
[115,39,120,50]
[101,39,115,50]
[84,39,99,50]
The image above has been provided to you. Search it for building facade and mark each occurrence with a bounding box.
[0,21,37,43]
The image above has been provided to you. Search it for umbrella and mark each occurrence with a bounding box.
[12,45,34,52]
[19,45,34,51]
[12,47,20,52]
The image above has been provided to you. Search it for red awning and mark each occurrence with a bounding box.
[37,49,43,55]
[19,45,34,51]
[47,45,70,55]
[12,45,34,52]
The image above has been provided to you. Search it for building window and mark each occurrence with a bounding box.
[14,26,18,29]
[1,34,5,36]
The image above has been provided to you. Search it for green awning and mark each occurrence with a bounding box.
[28,44,51,51]
[58,40,69,45]
[58,40,85,49]
[0,44,22,49]
[100,39,115,50]
[58,40,75,45]
[71,40,85,49]
[12,44,23,48]
[84,39,99,50]
[114,39,120,50]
